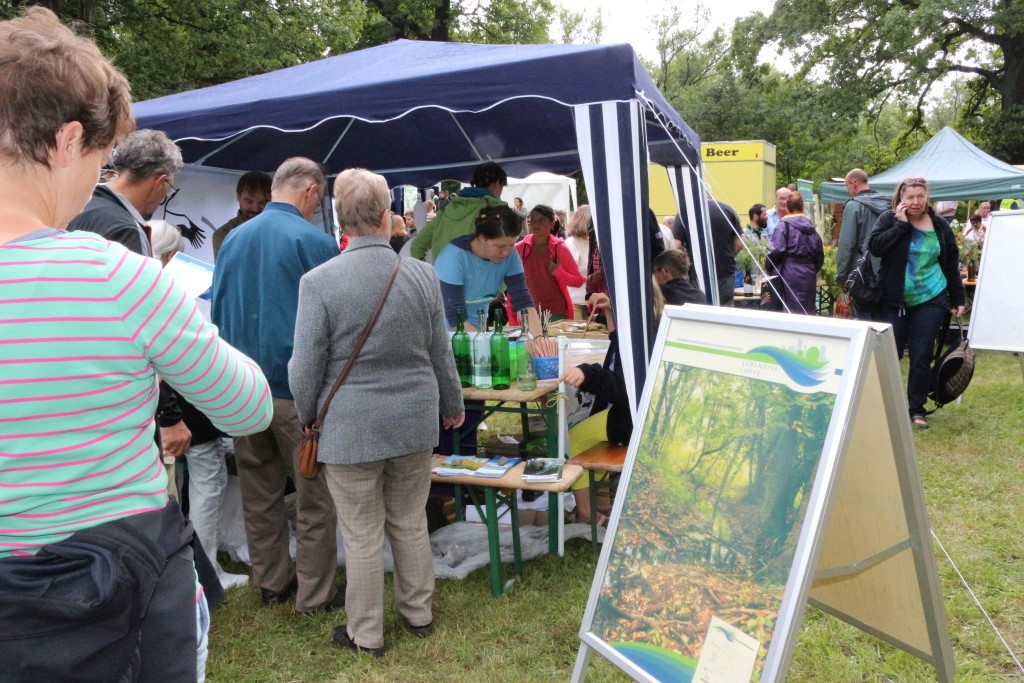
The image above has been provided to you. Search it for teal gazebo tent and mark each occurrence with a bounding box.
[820,127,1024,204]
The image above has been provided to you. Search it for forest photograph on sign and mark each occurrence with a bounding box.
[582,312,851,682]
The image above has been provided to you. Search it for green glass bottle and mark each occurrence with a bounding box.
[452,308,472,388]
[490,316,510,390]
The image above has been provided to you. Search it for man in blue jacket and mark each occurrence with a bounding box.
[212,157,342,614]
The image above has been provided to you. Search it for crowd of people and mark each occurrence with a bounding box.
[0,6,991,680]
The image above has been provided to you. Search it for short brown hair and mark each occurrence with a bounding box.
[236,171,272,197]
[333,168,390,237]
[653,249,691,279]
[0,7,134,167]
[845,168,869,184]
[786,191,805,214]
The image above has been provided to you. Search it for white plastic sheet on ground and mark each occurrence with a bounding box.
[216,474,601,580]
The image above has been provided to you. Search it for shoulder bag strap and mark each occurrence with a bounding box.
[309,256,402,432]
[933,311,953,361]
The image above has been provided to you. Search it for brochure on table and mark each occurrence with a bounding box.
[572,305,953,683]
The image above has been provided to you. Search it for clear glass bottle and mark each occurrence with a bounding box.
[452,308,472,388]
[490,316,510,390]
[515,309,536,391]
[472,310,492,389]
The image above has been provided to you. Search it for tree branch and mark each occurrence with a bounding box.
[948,16,1000,45]
[947,63,1002,81]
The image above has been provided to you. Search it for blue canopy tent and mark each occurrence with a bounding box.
[134,39,714,413]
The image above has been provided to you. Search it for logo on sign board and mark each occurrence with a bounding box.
[746,344,831,387]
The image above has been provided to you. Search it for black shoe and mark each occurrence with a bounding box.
[332,624,385,658]
[402,619,434,638]
[300,585,346,615]
[260,575,298,606]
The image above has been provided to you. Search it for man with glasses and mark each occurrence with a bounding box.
[211,157,343,615]
[68,128,183,257]
[67,128,192,479]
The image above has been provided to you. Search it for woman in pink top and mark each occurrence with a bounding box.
[0,9,272,682]
[514,204,585,321]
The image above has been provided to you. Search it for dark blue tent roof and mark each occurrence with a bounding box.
[134,39,699,186]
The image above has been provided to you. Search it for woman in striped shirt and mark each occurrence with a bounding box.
[0,9,273,682]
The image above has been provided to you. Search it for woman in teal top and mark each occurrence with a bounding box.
[869,177,966,429]
[434,205,535,329]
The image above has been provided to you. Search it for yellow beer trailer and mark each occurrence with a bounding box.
[650,140,777,221]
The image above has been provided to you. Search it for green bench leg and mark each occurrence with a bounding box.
[588,471,599,554]
[509,493,523,577]
[547,491,559,555]
[453,484,464,521]
[484,487,503,596]
[542,402,557,458]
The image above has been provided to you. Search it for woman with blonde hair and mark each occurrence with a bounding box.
[565,205,591,319]
[0,8,272,680]
[390,212,409,253]
[868,177,966,429]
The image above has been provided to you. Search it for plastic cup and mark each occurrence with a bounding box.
[532,356,559,381]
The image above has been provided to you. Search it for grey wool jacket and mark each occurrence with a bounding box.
[288,236,464,465]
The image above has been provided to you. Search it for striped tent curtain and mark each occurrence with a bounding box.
[665,164,718,305]
[573,100,655,417]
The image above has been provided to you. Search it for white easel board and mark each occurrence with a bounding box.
[968,209,1024,352]
[573,306,953,682]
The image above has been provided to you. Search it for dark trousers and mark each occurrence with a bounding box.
[717,274,735,307]
[851,300,877,321]
[880,293,948,415]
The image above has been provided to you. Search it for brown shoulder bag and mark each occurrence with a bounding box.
[297,256,402,478]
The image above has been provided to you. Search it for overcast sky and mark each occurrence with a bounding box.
[553,0,774,59]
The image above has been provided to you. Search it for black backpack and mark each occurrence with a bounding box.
[844,196,887,309]
[928,314,976,411]
[845,252,880,309]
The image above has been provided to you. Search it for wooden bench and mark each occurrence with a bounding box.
[431,457,583,596]
[567,441,628,552]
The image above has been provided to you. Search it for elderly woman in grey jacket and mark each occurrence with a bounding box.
[289,168,465,657]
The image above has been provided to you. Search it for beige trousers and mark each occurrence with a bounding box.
[233,397,338,612]
[325,450,434,650]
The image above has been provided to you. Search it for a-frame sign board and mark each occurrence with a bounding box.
[573,306,954,682]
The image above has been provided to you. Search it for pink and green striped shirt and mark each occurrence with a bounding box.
[0,231,273,557]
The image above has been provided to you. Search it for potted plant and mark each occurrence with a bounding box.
[736,234,767,294]
[957,233,981,281]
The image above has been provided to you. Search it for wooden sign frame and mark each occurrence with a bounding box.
[573,305,953,682]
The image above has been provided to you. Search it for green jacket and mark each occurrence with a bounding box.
[410,191,506,261]
[211,211,248,261]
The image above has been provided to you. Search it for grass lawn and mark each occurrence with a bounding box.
[207,350,1024,682]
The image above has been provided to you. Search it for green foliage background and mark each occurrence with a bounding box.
[6,0,1022,190]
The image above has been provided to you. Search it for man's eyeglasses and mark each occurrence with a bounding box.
[160,178,179,206]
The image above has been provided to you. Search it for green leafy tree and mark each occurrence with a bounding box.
[361,0,554,46]
[766,0,1024,162]
[2,0,366,100]
[554,6,603,45]
[646,2,727,95]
